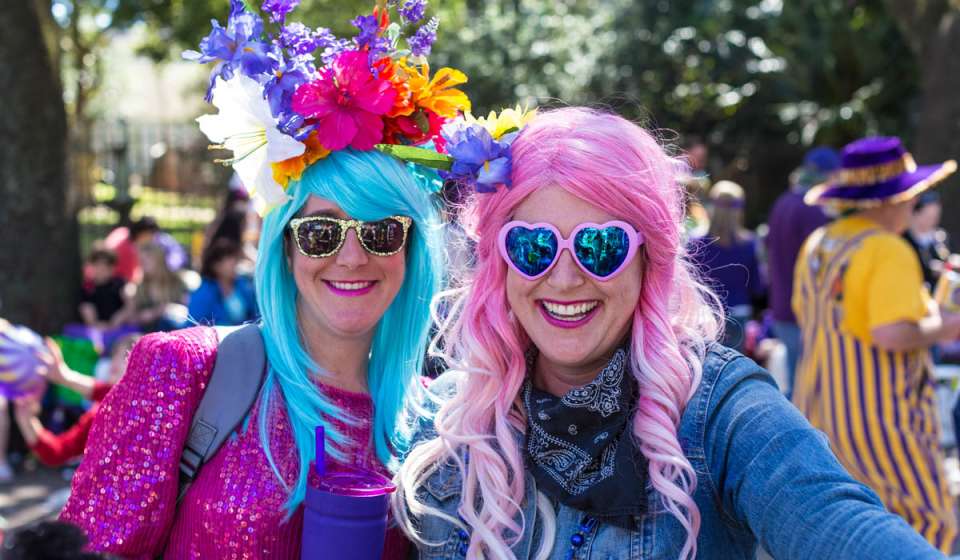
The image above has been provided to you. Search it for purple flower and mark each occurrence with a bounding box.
[262,0,300,24]
[440,121,514,193]
[280,22,336,56]
[278,112,313,140]
[351,14,380,49]
[263,54,313,118]
[319,38,351,66]
[183,0,274,100]
[399,0,428,24]
[407,17,438,57]
[367,36,393,66]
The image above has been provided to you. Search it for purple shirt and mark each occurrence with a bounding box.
[765,189,830,323]
[688,234,765,313]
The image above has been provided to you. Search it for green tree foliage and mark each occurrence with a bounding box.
[428,0,918,222]
[70,0,942,225]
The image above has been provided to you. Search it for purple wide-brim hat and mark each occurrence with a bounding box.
[805,136,957,208]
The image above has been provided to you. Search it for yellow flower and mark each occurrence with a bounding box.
[394,58,471,119]
[466,105,537,139]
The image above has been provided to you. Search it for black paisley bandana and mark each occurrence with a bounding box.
[522,347,647,529]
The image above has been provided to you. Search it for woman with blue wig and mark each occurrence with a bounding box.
[59,2,471,558]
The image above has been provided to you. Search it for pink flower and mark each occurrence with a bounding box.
[291,50,397,151]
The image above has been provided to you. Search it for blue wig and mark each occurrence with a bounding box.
[254,149,444,513]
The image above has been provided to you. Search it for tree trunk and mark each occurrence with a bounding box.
[0,2,79,333]
[912,13,960,241]
[884,1,960,240]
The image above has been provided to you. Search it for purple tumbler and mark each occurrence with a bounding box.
[301,427,397,560]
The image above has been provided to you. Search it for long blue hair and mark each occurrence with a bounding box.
[254,149,444,513]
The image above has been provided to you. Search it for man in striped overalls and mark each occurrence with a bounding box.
[793,136,960,552]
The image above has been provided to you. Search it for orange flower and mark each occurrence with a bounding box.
[378,58,417,118]
[414,64,471,118]
[271,132,331,187]
[385,58,471,120]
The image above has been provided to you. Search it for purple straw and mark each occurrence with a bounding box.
[315,425,325,477]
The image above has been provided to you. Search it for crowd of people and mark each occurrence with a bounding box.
[3,1,960,559]
[0,188,262,485]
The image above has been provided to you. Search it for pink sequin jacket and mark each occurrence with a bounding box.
[61,326,408,559]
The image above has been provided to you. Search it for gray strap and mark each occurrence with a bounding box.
[177,323,266,503]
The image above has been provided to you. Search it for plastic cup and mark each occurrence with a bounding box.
[301,467,397,560]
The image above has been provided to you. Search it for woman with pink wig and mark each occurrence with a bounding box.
[394,108,944,559]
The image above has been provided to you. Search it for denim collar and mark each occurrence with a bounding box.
[522,347,647,529]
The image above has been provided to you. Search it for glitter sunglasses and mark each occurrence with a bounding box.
[497,220,643,281]
[289,215,413,258]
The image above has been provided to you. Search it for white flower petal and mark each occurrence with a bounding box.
[196,114,256,144]
[265,127,306,162]
[253,163,292,216]
[199,74,303,216]
[231,148,267,199]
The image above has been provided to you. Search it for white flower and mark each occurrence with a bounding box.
[197,75,305,215]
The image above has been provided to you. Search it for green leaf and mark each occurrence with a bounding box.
[375,144,454,170]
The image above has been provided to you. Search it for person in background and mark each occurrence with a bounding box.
[78,246,134,331]
[12,335,139,467]
[103,217,160,284]
[903,191,951,290]
[688,180,766,351]
[131,241,188,332]
[793,137,960,551]
[187,238,258,326]
[204,187,257,275]
[0,397,10,483]
[679,135,712,238]
[765,146,840,398]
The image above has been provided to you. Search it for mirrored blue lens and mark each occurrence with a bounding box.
[574,226,631,277]
[505,227,558,277]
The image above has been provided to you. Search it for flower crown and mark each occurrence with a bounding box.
[186,0,533,214]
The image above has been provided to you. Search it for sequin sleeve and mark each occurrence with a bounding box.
[60,327,218,559]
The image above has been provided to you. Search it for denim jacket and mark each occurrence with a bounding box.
[408,344,945,559]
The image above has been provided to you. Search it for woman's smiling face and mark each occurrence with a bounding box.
[289,195,407,341]
[504,186,642,373]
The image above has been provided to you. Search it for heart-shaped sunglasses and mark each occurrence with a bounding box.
[497,220,643,281]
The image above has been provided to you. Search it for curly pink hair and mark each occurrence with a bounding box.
[395,107,721,559]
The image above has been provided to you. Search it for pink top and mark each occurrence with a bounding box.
[60,326,408,559]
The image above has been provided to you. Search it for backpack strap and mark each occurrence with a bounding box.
[176,323,267,503]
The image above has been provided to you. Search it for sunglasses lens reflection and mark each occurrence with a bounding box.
[360,218,408,254]
[297,220,342,256]
[505,226,558,277]
[574,226,631,277]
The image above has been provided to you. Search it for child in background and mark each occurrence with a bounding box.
[12,335,140,467]
[79,246,134,330]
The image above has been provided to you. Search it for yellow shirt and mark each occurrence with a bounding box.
[793,215,929,344]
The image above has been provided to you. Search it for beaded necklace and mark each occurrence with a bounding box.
[565,515,599,560]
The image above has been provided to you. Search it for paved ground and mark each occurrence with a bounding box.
[0,459,73,534]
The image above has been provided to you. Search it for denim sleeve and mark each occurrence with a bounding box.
[704,356,946,560]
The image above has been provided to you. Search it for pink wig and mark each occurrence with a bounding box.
[395,107,721,559]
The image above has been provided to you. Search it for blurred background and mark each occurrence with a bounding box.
[2,0,959,333]
[2,0,960,541]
